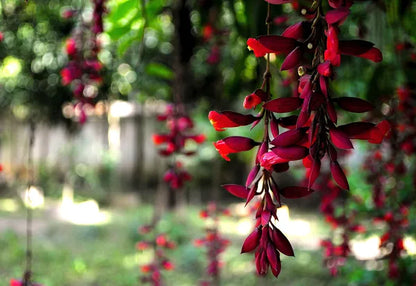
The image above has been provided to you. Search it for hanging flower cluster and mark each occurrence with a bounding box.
[363,84,415,282]
[153,104,205,190]
[137,225,176,286]
[198,2,227,65]
[317,172,365,276]
[247,0,386,190]
[60,0,107,123]
[209,0,385,278]
[194,202,230,285]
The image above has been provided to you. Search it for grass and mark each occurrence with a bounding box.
[0,199,382,286]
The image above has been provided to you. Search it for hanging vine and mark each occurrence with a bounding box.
[209,0,386,278]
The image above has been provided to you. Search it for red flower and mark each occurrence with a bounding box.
[214,137,259,161]
[162,260,174,271]
[65,38,77,56]
[324,25,341,67]
[243,93,262,109]
[247,36,298,58]
[202,24,214,41]
[208,111,258,131]
[136,241,150,250]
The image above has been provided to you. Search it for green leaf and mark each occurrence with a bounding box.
[145,63,173,80]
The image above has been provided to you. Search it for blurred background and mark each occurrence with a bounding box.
[0,0,415,285]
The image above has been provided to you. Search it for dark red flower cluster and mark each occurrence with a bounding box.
[60,0,107,123]
[363,83,415,282]
[209,0,386,278]
[198,2,227,65]
[376,208,409,279]
[316,172,365,276]
[137,226,176,286]
[153,104,205,190]
[248,0,385,191]
[92,0,106,34]
[194,202,230,285]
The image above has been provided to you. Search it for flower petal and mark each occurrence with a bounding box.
[266,243,279,272]
[330,128,354,149]
[282,22,306,40]
[338,122,376,139]
[325,7,350,25]
[271,128,306,147]
[222,184,249,199]
[269,227,295,256]
[263,97,301,113]
[335,97,374,113]
[330,161,349,190]
[339,40,382,62]
[248,35,298,58]
[281,46,302,71]
[272,146,308,160]
[279,186,314,199]
[208,111,258,131]
[241,228,261,253]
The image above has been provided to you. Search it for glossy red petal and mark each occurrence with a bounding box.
[281,46,302,71]
[263,97,301,113]
[261,210,271,226]
[338,122,376,139]
[368,120,391,144]
[254,35,299,55]
[300,80,312,99]
[208,111,258,131]
[296,110,309,128]
[270,227,295,256]
[246,184,258,206]
[272,146,308,160]
[247,38,273,57]
[325,7,350,25]
[317,61,332,77]
[330,128,354,149]
[222,184,249,199]
[256,141,269,164]
[339,41,383,62]
[302,155,313,168]
[327,100,338,123]
[246,165,260,187]
[271,258,282,277]
[330,161,349,190]
[222,136,260,150]
[320,76,328,97]
[270,115,280,138]
[309,159,321,188]
[214,137,259,161]
[260,151,290,170]
[241,228,261,253]
[271,128,305,147]
[324,26,341,66]
[266,243,279,272]
[336,97,374,112]
[282,22,304,40]
[279,115,298,128]
[339,40,374,54]
[243,93,262,109]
